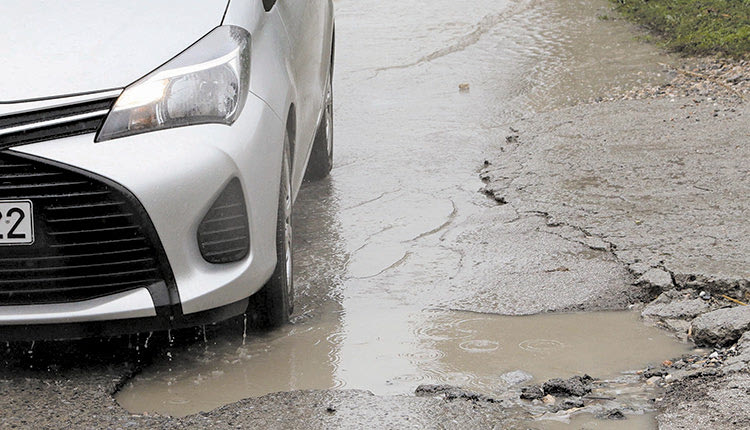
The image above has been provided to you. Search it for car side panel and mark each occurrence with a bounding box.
[276,0,332,194]
[224,0,294,179]
[225,0,334,198]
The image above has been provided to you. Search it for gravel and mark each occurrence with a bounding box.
[596,57,750,104]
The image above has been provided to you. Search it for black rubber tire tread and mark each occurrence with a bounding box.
[246,135,293,329]
[304,61,334,181]
[305,117,332,180]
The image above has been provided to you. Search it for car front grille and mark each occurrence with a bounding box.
[0,152,167,305]
[0,97,116,148]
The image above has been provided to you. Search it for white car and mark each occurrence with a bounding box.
[0,0,335,339]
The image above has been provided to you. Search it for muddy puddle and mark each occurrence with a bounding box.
[117,311,690,417]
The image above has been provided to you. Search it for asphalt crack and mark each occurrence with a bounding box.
[405,199,458,242]
[375,0,538,72]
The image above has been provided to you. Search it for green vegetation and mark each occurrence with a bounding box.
[612,0,750,58]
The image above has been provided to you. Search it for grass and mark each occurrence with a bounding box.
[611,0,750,58]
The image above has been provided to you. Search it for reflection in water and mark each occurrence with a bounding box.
[418,311,691,390]
[117,311,346,417]
[118,310,689,417]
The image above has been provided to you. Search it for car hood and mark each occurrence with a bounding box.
[0,0,228,102]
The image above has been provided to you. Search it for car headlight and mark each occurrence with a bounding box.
[96,26,251,142]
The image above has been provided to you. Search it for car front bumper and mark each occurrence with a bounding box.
[0,93,284,338]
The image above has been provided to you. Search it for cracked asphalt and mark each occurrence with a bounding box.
[480,98,749,310]
[478,98,749,429]
[1,0,748,428]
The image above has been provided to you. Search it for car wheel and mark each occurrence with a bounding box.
[246,133,294,328]
[304,66,334,181]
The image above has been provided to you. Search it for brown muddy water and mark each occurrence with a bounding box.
[118,0,687,425]
[117,311,690,417]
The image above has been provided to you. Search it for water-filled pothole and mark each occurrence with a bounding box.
[116,310,691,418]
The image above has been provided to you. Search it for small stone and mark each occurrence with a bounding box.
[600,409,627,420]
[559,397,584,410]
[415,384,496,403]
[458,83,470,92]
[709,351,720,359]
[520,385,544,400]
[662,360,673,367]
[637,268,673,289]
[542,375,593,397]
[500,370,533,386]
[542,394,556,405]
[646,376,662,386]
[699,291,711,301]
[415,384,456,397]
[643,367,667,378]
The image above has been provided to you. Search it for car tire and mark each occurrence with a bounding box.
[246,133,294,328]
[304,66,334,181]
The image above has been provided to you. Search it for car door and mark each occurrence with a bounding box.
[276,0,330,193]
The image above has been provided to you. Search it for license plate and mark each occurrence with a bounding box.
[0,200,34,245]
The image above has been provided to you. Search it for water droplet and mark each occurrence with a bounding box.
[519,339,564,352]
[242,314,247,346]
[459,339,499,353]
[144,332,153,349]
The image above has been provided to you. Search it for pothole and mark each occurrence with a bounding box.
[116,310,692,419]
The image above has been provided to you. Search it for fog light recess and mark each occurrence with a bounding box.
[197,178,250,264]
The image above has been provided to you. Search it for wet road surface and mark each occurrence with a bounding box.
[115,0,692,424]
